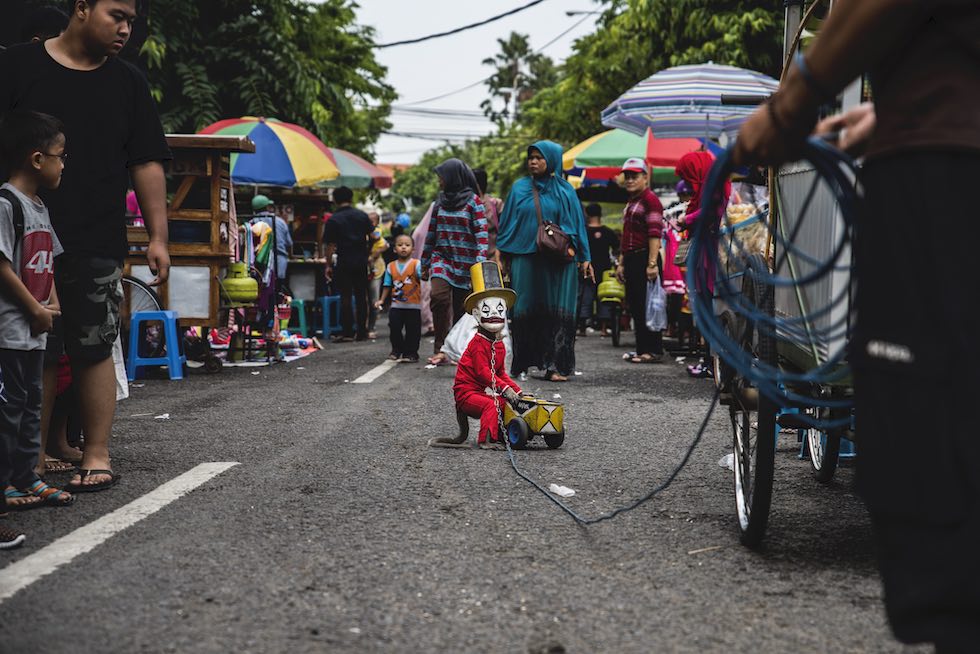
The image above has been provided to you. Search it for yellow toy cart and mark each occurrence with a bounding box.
[503,395,565,449]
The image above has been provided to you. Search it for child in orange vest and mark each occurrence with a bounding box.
[376,234,422,362]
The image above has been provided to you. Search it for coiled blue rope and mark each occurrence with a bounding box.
[685,138,860,428]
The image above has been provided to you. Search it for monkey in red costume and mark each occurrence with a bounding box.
[429,261,524,450]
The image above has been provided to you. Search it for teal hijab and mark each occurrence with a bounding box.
[496,140,591,262]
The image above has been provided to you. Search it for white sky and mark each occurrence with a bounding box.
[348,1,601,164]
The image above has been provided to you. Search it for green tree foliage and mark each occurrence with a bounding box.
[480,32,558,125]
[520,0,781,146]
[395,0,780,209]
[143,0,395,156]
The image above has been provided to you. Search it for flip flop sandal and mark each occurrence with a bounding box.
[631,354,662,364]
[45,458,76,474]
[50,451,84,464]
[3,488,42,511]
[68,469,120,493]
[21,479,74,507]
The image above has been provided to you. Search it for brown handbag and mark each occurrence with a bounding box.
[531,181,574,262]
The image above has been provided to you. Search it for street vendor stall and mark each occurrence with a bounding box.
[257,189,332,303]
[126,134,255,327]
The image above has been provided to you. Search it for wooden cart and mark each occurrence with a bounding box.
[123,134,256,372]
[125,134,256,328]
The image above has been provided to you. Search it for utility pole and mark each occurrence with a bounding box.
[510,60,521,126]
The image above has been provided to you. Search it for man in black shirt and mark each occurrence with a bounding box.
[736,1,980,647]
[577,203,618,335]
[0,0,171,492]
[323,186,372,341]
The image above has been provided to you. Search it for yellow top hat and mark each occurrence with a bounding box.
[464,261,517,313]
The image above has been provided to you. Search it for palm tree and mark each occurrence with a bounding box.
[480,32,557,125]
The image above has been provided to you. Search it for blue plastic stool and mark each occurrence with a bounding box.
[318,295,342,336]
[289,299,309,337]
[126,310,186,381]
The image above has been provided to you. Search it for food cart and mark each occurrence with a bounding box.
[125,133,256,371]
[712,0,866,547]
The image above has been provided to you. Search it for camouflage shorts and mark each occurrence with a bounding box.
[52,255,123,364]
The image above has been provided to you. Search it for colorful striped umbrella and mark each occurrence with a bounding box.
[199,117,340,187]
[601,63,779,140]
[562,128,705,170]
[319,147,393,190]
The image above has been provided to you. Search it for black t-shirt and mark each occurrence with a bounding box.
[586,224,619,273]
[867,1,980,160]
[323,206,372,267]
[0,43,171,260]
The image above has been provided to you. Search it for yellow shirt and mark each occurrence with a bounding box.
[370,230,387,278]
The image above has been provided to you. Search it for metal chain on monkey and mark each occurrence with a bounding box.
[488,340,508,442]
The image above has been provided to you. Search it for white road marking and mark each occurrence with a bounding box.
[0,462,239,603]
[352,359,398,384]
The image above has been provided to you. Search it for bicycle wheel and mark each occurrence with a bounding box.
[120,275,164,360]
[713,310,738,391]
[806,407,843,483]
[730,255,777,548]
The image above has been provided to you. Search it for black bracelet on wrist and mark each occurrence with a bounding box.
[794,52,835,103]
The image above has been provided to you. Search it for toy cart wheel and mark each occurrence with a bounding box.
[507,418,529,450]
[544,430,564,449]
[730,255,777,548]
[203,355,223,374]
[609,303,622,347]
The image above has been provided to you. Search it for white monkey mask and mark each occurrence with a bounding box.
[474,295,507,333]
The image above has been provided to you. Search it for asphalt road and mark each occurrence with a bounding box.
[0,321,926,653]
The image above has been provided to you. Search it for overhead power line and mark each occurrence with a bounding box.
[400,79,489,107]
[398,10,597,106]
[391,106,486,117]
[535,8,594,51]
[390,106,491,121]
[383,130,495,141]
[376,0,548,48]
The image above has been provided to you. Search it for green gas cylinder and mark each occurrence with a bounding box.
[221,262,259,303]
[597,269,625,302]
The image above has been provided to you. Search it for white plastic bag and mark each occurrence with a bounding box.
[645,280,667,332]
[441,313,512,370]
[112,335,129,401]
[440,313,477,362]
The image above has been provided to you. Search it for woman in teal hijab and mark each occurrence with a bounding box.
[497,141,594,381]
